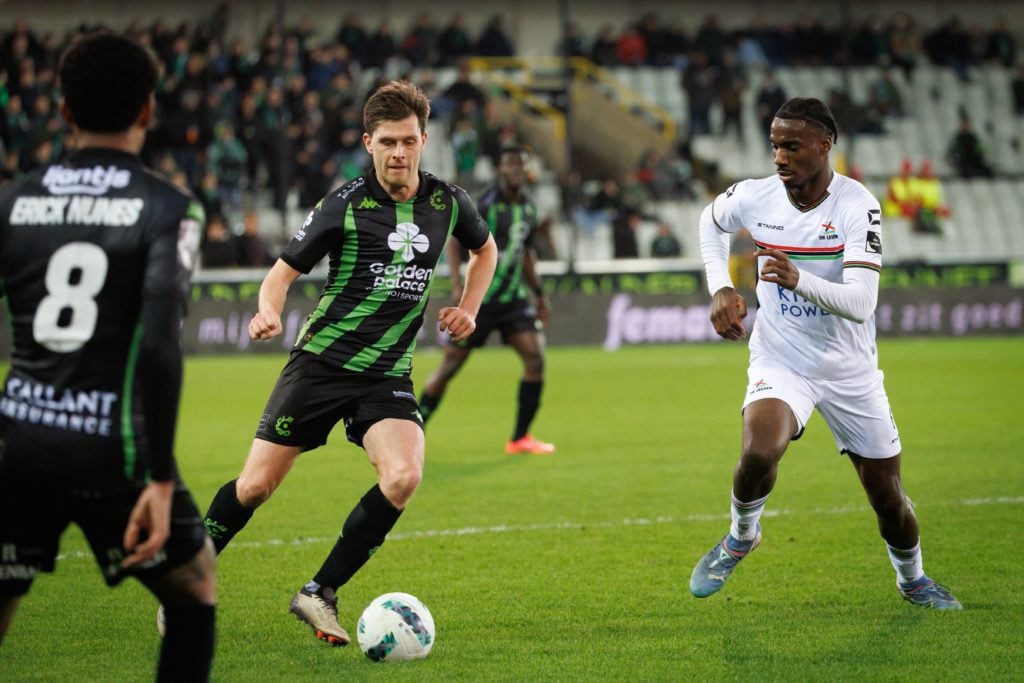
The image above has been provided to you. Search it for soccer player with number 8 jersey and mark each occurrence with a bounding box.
[0,32,216,680]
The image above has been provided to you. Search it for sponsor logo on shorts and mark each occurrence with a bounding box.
[749,378,772,395]
[392,390,417,401]
[275,415,294,437]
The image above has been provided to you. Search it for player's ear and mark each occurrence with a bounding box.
[59,98,75,127]
[136,95,155,130]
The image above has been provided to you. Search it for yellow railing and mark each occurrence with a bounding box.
[466,56,676,146]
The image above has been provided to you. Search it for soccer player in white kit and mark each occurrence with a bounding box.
[689,97,961,609]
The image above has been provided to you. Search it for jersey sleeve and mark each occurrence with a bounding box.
[708,181,748,234]
[136,197,202,481]
[280,194,349,273]
[524,202,538,248]
[451,185,490,250]
[840,189,883,274]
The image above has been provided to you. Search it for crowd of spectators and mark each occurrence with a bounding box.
[560,12,1017,75]
[0,7,523,269]
[1,8,1022,266]
[564,12,1020,142]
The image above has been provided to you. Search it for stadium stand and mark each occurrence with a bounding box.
[2,5,1023,267]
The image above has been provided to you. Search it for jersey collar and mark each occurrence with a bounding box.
[67,147,141,166]
[366,169,429,203]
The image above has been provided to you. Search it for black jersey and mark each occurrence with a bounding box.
[0,148,202,483]
[475,184,538,306]
[284,170,489,376]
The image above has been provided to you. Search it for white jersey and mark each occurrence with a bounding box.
[711,172,883,380]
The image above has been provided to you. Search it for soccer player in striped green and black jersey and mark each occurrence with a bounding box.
[201,81,497,646]
[419,146,555,454]
[0,33,215,679]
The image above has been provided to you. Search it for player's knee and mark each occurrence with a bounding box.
[235,474,276,507]
[869,490,912,522]
[381,462,422,507]
[151,539,216,607]
[522,348,544,377]
[739,443,783,472]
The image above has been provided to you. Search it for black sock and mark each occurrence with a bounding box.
[419,391,441,424]
[513,379,543,441]
[312,484,403,591]
[157,604,215,683]
[203,479,254,554]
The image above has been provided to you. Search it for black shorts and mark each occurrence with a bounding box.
[0,458,206,597]
[256,350,424,450]
[456,300,539,349]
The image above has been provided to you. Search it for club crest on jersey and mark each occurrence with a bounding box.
[429,189,447,210]
[819,221,838,240]
[388,222,429,262]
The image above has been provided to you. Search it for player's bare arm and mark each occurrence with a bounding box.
[250,259,303,340]
[755,248,800,290]
[522,246,550,326]
[710,287,748,341]
[439,234,497,341]
[121,480,175,567]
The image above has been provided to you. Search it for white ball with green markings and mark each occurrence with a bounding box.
[357,592,435,662]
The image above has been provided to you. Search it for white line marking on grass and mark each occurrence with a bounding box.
[54,496,1024,561]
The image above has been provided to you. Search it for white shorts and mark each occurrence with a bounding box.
[741,358,902,459]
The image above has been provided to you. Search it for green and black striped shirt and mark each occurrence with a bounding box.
[282,170,489,376]
[475,184,538,306]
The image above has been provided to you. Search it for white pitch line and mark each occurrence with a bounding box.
[52,495,1024,562]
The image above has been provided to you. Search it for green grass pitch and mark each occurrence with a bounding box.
[3,338,1022,681]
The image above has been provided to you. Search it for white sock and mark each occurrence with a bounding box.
[886,542,924,583]
[730,491,769,542]
[304,580,322,593]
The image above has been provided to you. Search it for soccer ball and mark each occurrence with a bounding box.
[357,592,435,662]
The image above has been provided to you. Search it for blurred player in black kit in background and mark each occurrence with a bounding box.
[0,33,216,681]
[419,146,556,455]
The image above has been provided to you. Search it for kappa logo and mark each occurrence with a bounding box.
[388,222,429,262]
[358,197,381,209]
